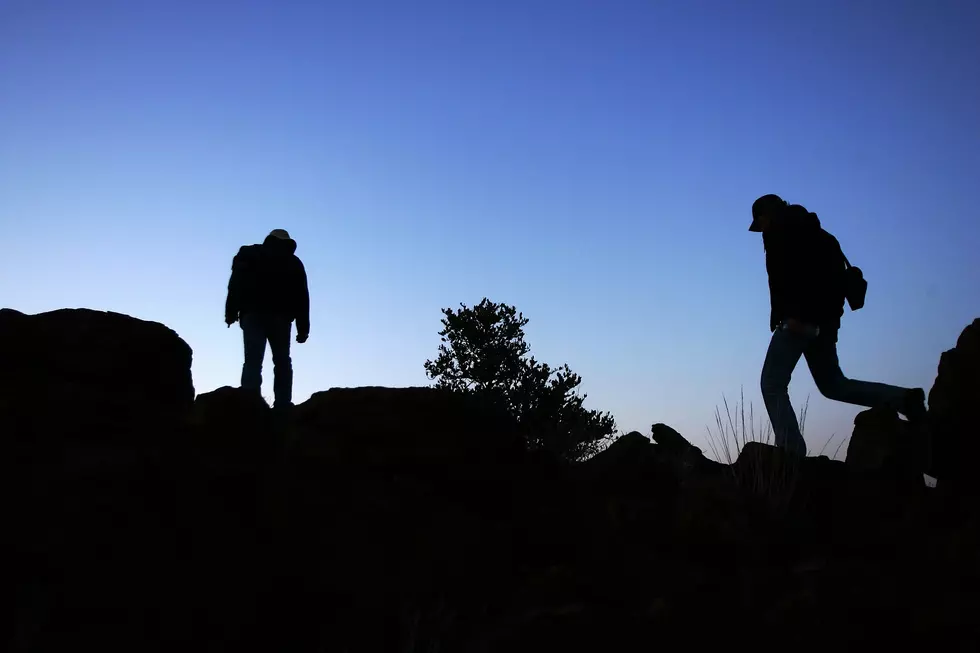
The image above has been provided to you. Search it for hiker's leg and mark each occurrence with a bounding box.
[806,330,931,472]
[761,328,807,455]
[240,312,267,393]
[267,315,293,408]
[804,331,909,411]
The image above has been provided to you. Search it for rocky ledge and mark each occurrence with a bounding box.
[4,308,979,651]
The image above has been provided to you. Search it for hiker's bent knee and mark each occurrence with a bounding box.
[811,362,848,398]
[815,376,847,401]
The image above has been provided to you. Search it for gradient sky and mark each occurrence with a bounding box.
[2,0,978,458]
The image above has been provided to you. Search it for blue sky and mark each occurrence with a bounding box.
[2,0,977,457]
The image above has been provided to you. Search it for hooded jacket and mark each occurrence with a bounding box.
[225,234,310,336]
[762,205,847,333]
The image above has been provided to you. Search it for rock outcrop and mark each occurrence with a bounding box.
[6,307,980,651]
[293,385,525,469]
[846,406,924,489]
[0,307,193,448]
[928,318,980,492]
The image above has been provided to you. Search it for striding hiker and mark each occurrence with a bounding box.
[749,194,926,456]
[225,229,310,409]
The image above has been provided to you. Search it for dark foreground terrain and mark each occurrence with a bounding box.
[4,308,980,652]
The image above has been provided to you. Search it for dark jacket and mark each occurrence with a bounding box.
[763,206,846,332]
[225,235,310,335]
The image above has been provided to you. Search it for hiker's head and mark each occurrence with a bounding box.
[263,228,297,253]
[749,194,788,233]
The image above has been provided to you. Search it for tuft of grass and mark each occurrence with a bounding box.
[705,387,799,465]
[704,389,850,463]
[815,431,849,460]
[705,388,810,511]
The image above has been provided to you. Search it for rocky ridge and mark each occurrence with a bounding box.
[4,308,980,651]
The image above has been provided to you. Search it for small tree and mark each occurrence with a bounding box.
[424,299,616,461]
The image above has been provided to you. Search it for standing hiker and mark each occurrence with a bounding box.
[749,194,926,455]
[225,229,310,409]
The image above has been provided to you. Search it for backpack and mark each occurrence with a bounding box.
[839,248,867,311]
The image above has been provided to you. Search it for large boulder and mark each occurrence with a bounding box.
[189,386,273,442]
[650,423,715,476]
[730,441,807,513]
[293,386,525,470]
[3,310,197,650]
[186,386,278,468]
[574,431,679,535]
[928,318,980,492]
[728,443,851,525]
[0,308,194,445]
[846,407,924,490]
[579,431,654,475]
[577,430,677,492]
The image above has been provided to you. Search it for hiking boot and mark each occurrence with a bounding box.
[899,387,927,423]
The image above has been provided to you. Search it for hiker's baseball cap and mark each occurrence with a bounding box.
[268,229,291,240]
[749,194,787,232]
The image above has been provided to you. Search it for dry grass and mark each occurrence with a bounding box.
[705,387,799,465]
[705,388,852,462]
[704,388,811,510]
[817,432,849,460]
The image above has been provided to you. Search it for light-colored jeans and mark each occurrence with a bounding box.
[240,312,293,408]
[760,326,908,455]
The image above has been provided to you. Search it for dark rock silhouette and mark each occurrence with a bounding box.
[292,385,525,469]
[0,308,193,445]
[0,307,193,399]
[189,385,277,462]
[7,307,980,651]
[929,318,980,493]
[846,406,924,490]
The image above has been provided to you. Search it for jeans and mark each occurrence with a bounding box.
[760,326,909,455]
[240,312,293,408]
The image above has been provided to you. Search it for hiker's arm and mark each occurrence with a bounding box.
[294,259,310,337]
[225,250,244,324]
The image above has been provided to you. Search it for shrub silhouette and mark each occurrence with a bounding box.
[424,298,616,461]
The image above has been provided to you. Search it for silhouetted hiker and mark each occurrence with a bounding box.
[749,194,926,455]
[225,229,310,409]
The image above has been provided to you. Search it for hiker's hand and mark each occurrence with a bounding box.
[296,332,309,344]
